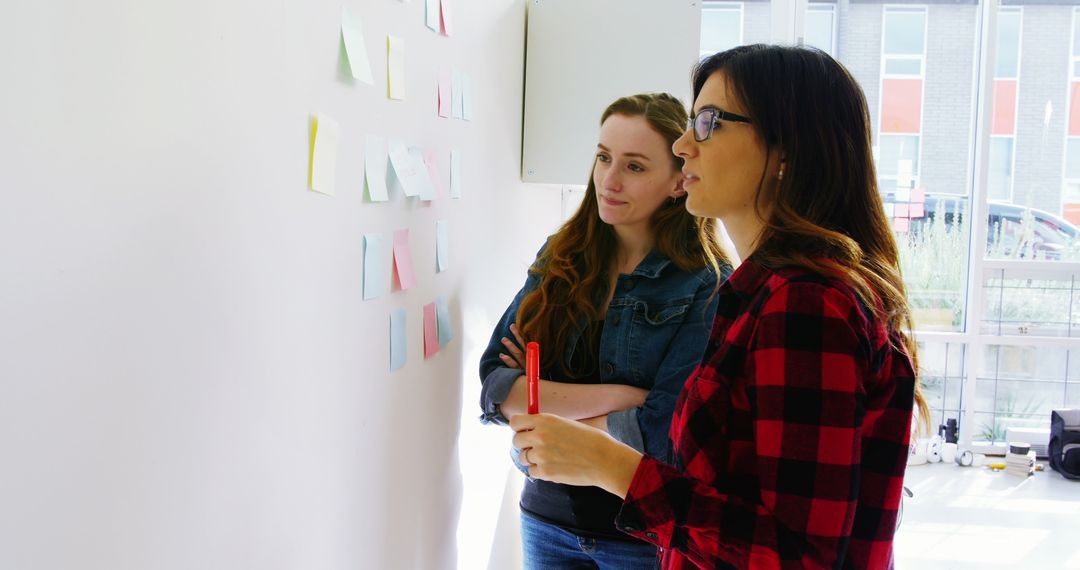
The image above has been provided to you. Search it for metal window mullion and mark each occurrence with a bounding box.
[958,0,998,449]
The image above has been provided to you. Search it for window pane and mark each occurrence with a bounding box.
[884,10,927,56]
[994,9,1022,79]
[1074,8,1080,57]
[1067,138,1080,181]
[884,58,922,76]
[701,6,741,54]
[804,5,835,56]
[987,137,1013,201]
[877,134,920,181]
[982,268,1080,331]
[974,345,1073,443]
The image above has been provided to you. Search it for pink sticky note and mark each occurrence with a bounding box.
[438,67,451,117]
[393,229,416,290]
[423,302,439,358]
[910,203,925,218]
[422,148,447,197]
[894,203,910,218]
[440,0,454,36]
[892,218,910,232]
[911,188,926,204]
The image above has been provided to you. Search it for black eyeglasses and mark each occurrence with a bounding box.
[688,108,753,142]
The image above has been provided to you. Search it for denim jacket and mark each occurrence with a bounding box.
[479,242,728,461]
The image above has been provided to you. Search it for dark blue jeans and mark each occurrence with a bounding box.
[520,512,658,570]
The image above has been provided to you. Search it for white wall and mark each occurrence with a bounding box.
[0,1,565,568]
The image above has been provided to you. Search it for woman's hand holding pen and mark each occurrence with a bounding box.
[510,412,643,499]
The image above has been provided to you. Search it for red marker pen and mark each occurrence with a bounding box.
[526,342,540,414]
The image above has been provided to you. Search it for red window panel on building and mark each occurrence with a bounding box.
[991,80,1017,136]
[880,78,923,134]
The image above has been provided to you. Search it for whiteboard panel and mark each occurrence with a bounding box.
[522,0,703,184]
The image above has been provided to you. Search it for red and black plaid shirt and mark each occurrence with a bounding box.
[616,260,916,569]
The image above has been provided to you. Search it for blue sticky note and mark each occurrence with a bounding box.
[390,308,407,371]
[436,295,453,347]
[364,233,387,300]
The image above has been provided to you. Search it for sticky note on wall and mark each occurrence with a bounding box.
[388,35,405,100]
[309,113,339,195]
[393,229,416,290]
[341,7,373,84]
[364,233,389,300]
[438,66,451,118]
[390,308,407,371]
[436,295,453,347]
[436,220,449,272]
[423,302,438,358]
[449,150,462,199]
[365,135,389,202]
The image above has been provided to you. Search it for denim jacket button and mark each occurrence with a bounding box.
[604,362,615,375]
[611,314,621,326]
[622,279,636,292]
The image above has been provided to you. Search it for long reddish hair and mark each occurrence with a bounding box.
[516,93,729,376]
[692,45,929,429]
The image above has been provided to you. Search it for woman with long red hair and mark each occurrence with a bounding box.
[479,92,730,568]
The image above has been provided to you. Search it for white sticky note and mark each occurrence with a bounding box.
[450,149,462,199]
[364,233,389,300]
[451,68,463,119]
[436,220,449,272]
[439,0,454,36]
[462,73,472,121]
[388,35,405,100]
[341,7,373,84]
[388,141,421,197]
[425,0,440,32]
[310,113,339,196]
[365,135,389,202]
[410,146,437,201]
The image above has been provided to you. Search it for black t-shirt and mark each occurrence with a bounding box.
[519,320,647,542]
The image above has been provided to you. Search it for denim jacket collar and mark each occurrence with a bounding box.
[628,249,672,279]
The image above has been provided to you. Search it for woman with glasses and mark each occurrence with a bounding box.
[510,45,928,569]
[479,92,730,568]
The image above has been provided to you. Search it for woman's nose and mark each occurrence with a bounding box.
[600,167,621,190]
[672,129,695,159]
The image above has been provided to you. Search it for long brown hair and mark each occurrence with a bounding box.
[692,45,929,429]
[516,93,729,376]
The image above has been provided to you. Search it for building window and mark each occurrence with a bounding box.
[882,6,927,78]
[700,2,743,57]
[804,3,837,57]
[878,134,920,191]
[987,137,1014,202]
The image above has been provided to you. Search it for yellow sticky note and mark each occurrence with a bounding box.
[310,113,339,196]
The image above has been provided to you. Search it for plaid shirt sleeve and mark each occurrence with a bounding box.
[617,278,906,569]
